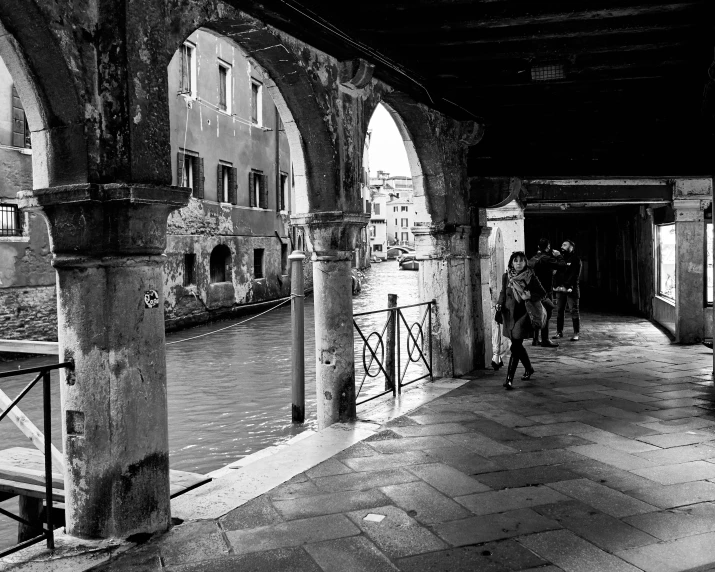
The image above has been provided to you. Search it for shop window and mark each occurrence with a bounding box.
[657,223,676,300]
[707,222,713,305]
[254,248,264,279]
[210,244,231,283]
[183,253,196,286]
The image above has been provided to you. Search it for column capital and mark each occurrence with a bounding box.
[412,223,471,260]
[672,198,708,221]
[18,183,191,256]
[291,211,369,258]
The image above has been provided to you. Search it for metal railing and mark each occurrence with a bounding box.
[0,360,74,558]
[353,299,433,406]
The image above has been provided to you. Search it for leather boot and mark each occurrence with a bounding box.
[504,352,518,390]
[520,348,535,380]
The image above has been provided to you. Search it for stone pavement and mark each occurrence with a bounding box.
[66,313,715,570]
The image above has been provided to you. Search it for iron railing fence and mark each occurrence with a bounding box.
[0,204,21,237]
[353,300,433,406]
[0,360,74,558]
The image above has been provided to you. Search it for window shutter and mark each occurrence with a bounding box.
[248,172,255,207]
[259,174,267,209]
[197,157,205,199]
[229,167,237,205]
[177,152,185,187]
[217,164,222,202]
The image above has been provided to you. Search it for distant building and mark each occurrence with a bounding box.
[369,187,389,259]
[370,171,415,252]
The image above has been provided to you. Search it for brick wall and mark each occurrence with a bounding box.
[0,285,57,341]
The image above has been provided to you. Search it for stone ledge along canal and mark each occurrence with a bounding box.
[0,260,419,550]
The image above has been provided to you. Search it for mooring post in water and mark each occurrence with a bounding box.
[385,294,397,393]
[290,250,306,423]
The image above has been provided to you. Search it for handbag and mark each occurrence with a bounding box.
[525,299,546,329]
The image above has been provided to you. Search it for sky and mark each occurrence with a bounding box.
[367,103,411,178]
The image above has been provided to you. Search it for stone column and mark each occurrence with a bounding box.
[413,223,475,378]
[19,183,190,539]
[292,212,369,429]
[672,198,706,343]
[472,208,492,369]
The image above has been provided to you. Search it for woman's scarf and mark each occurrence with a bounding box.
[508,266,534,303]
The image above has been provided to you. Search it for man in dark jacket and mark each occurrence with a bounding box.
[528,238,565,347]
[552,239,582,341]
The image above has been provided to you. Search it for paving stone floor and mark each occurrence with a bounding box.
[98,312,715,572]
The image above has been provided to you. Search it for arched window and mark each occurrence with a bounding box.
[210,244,232,283]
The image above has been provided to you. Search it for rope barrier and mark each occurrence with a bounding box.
[166,294,303,346]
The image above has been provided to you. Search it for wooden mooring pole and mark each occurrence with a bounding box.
[290,250,306,423]
[385,294,397,393]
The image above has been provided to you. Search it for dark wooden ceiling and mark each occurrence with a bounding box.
[237,0,715,177]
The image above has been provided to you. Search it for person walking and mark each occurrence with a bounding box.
[495,251,547,390]
[529,238,565,347]
[552,239,582,341]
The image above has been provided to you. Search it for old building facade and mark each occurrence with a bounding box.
[163,28,294,329]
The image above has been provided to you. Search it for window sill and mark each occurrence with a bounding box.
[0,236,29,243]
[655,295,675,307]
[254,277,266,282]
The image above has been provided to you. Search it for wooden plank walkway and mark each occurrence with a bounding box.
[0,447,210,501]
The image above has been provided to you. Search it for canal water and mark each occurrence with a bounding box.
[0,260,419,549]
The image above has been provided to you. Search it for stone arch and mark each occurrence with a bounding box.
[163,4,342,213]
[0,2,87,188]
[370,92,468,226]
[210,243,231,283]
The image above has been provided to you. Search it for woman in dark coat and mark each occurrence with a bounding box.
[496,251,547,390]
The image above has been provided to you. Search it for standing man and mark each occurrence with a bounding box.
[553,239,582,341]
[529,238,565,347]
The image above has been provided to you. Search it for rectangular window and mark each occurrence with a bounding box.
[218,62,231,113]
[401,232,409,242]
[373,203,380,215]
[401,206,408,212]
[178,151,204,199]
[183,253,196,286]
[0,204,22,236]
[279,172,288,211]
[657,223,676,300]
[393,206,398,212]
[365,200,371,215]
[281,243,288,275]
[394,219,398,226]
[216,163,232,202]
[374,244,383,252]
[707,221,713,305]
[249,170,266,208]
[401,218,409,227]
[370,225,376,238]
[11,86,30,149]
[181,42,196,97]
[254,248,264,279]
[251,80,262,125]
